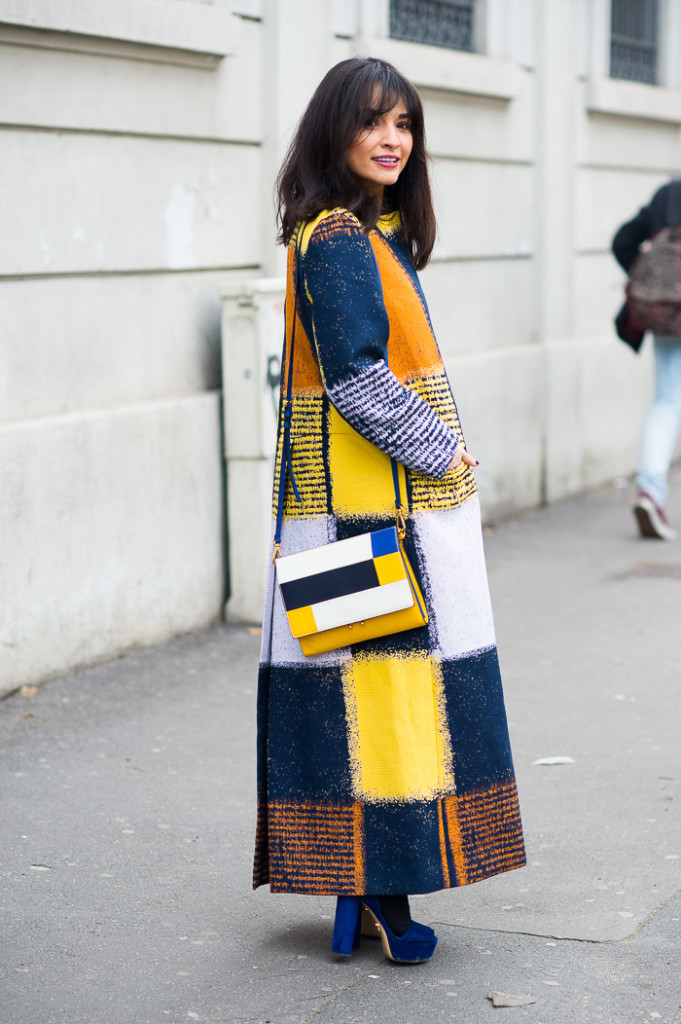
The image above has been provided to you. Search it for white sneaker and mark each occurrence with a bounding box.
[633,493,677,541]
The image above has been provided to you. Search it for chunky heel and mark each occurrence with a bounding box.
[331,896,362,956]
[360,896,438,964]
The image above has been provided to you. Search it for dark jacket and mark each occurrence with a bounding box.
[612,180,681,351]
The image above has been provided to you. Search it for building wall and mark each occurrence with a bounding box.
[0,0,264,692]
[3,0,681,685]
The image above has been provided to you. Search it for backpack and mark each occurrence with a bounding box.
[626,181,681,336]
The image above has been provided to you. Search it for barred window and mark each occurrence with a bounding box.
[389,0,475,53]
[610,0,659,85]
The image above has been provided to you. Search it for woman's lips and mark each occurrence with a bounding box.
[372,156,399,166]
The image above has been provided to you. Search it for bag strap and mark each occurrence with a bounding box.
[272,248,302,562]
[272,233,405,562]
[667,180,681,228]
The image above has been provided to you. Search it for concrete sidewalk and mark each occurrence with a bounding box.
[1,479,680,1024]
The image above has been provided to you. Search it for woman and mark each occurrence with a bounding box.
[254,57,525,963]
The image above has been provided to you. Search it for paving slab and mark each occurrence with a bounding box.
[1,478,680,1024]
[306,895,681,1024]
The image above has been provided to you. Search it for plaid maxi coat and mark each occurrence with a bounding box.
[253,208,525,896]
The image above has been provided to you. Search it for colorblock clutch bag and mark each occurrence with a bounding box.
[275,525,428,656]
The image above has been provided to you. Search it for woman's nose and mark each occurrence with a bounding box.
[380,122,400,147]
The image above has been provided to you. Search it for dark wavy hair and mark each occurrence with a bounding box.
[276,57,436,270]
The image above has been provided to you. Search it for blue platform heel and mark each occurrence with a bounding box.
[331,896,362,956]
[331,896,438,963]
[360,896,438,964]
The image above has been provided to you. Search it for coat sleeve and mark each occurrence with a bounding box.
[301,212,459,479]
[612,185,668,271]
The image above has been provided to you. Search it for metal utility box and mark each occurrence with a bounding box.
[221,277,285,623]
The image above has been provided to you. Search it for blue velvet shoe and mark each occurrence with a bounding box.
[331,896,362,956]
[360,896,438,963]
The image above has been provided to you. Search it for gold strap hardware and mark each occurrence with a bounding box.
[396,506,407,539]
[271,542,281,565]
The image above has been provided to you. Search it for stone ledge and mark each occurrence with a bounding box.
[355,36,528,102]
[0,0,238,67]
[587,75,681,125]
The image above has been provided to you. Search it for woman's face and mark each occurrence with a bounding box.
[346,99,413,199]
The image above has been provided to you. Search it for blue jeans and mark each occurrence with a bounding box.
[637,335,681,507]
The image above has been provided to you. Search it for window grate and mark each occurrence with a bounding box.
[390,0,475,53]
[610,0,658,85]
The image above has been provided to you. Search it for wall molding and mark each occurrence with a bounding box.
[587,75,681,125]
[354,35,528,101]
[0,0,238,67]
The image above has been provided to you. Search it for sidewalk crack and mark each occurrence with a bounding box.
[300,960,387,1024]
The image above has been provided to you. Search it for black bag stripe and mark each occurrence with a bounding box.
[280,560,380,611]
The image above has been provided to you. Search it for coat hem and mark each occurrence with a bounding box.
[253,853,527,897]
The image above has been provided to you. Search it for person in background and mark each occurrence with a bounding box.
[613,180,681,541]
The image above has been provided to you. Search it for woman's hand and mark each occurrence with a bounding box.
[448,445,479,471]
